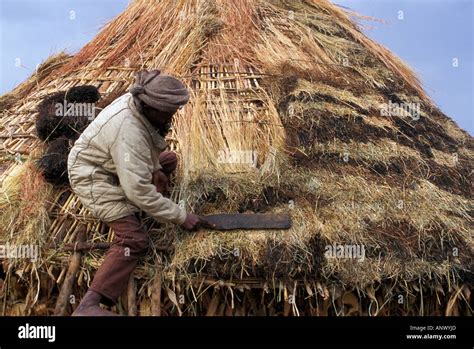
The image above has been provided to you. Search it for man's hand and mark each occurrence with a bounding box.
[181,213,201,231]
[152,170,169,195]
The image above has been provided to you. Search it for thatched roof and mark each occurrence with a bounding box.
[0,0,472,316]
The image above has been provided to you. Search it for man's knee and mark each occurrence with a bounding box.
[127,235,150,255]
[108,215,149,256]
[122,235,149,256]
[159,151,177,174]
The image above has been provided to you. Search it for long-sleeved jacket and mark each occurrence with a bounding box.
[67,93,186,225]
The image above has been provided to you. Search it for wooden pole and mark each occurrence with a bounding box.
[63,242,110,252]
[206,289,220,316]
[54,224,87,316]
[63,242,171,252]
[127,276,137,316]
[151,264,163,316]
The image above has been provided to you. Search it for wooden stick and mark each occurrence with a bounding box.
[206,289,220,316]
[63,242,110,252]
[151,265,163,316]
[62,242,171,252]
[127,276,137,316]
[0,134,36,139]
[54,224,87,316]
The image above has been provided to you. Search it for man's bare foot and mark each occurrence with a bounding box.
[72,290,118,316]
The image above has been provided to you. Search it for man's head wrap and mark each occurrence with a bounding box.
[129,70,189,113]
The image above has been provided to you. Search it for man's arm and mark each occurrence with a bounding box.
[110,123,186,225]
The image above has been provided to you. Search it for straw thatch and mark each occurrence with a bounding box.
[0,0,472,316]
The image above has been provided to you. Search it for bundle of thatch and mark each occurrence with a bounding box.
[35,85,100,142]
[0,0,472,316]
[35,85,101,185]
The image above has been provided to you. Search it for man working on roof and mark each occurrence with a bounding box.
[67,69,200,316]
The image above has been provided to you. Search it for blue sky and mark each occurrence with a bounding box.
[336,0,473,135]
[0,0,472,134]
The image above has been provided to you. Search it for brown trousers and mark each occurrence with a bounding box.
[89,151,177,305]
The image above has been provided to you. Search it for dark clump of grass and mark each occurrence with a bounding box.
[36,91,67,141]
[36,85,101,142]
[37,91,66,119]
[66,85,100,103]
[36,137,71,185]
[35,110,89,142]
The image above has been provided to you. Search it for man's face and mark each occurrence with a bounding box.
[142,104,175,135]
[142,104,174,124]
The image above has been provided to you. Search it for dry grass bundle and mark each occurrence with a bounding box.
[0,155,57,315]
[199,0,259,67]
[1,157,52,221]
[166,163,472,285]
[0,164,25,216]
[172,87,285,183]
[0,155,54,250]
[56,0,213,77]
